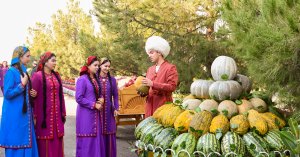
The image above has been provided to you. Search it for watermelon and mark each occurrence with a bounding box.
[196,133,220,156]
[243,132,269,157]
[135,117,157,139]
[140,123,164,146]
[264,130,285,151]
[221,132,245,156]
[171,133,197,157]
[154,127,179,150]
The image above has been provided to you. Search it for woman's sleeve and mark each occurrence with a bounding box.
[112,78,119,110]
[75,77,95,109]
[4,70,25,99]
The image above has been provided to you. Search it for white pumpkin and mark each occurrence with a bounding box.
[218,100,238,118]
[209,80,242,101]
[234,74,252,93]
[190,79,214,99]
[211,56,237,81]
[181,99,202,110]
[249,98,267,113]
[199,99,219,114]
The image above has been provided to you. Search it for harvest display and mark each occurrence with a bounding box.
[135,56,293,157]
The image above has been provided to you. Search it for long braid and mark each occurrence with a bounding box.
[87,74,100,100]
[52,71,65,123]
[107,72,113,107]
[95,74,101,96]
[15,62,27,113]
[26,72,34,108]
[41,69,47,128]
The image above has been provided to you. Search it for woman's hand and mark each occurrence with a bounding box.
[114,110,119,117]
[30,89,37,97]
[95,103,103,110]
[21,73,28,86]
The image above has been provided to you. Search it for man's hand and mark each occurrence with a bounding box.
[142,78,153,87]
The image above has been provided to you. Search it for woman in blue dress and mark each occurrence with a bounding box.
[0,46,39,157]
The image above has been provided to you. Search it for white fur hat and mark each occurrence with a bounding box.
[145,36,170,58]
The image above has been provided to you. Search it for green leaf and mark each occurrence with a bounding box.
[235,100,242,105]
[165,101,172,104]
[180,141,186,148]
[288,118,299,139]
[230,144,236,151]
[230,124,239,129]
[189,111,195,115]
[222,110,228,116]
[195,107,201,113]
[174,99,182,105]
[250,143,256,150]
[275,118,280,127]
[190,127,196,132]
[178,126,185,131]
[221,74,229,80]
[196,130,203,135]
[279,131,297,154]
[211,109,219,115]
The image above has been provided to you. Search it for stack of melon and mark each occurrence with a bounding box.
[135,56,289,157]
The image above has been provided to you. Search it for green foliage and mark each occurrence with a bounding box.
[221,0,300,109]
[27,0,96,79]
[92,0,228,92]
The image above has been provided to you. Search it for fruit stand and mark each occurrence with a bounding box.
[116,85,146,125]
[134,56,298,157]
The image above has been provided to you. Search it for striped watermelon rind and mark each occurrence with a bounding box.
[154,127,179,150]
[171,133,196,157]
[243,132,269,157]
[221,132,246,156]
[263,130,286,151]
[140,123,164,145]
[196,133,220,155]
[135,117,157,139]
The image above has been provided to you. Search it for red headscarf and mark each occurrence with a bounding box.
[37,52,55,72]
[80,56,98,76]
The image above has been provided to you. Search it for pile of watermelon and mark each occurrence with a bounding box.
[134,56,294,157]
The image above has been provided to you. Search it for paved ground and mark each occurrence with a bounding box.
[0,96,138,157]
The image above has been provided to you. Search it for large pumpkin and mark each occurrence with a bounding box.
[190,79,214,99]
[234,74,252,93]
[199,99,219,114]
[211,56,237,81]
[209,80,242,101]
[218,100,238,118]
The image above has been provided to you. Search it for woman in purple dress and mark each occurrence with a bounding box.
[31,52,66,157]
[76,56,105,157]
[0,61,8,92]
[98,57,119,157]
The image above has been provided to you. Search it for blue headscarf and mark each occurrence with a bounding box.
[11,46,29,66]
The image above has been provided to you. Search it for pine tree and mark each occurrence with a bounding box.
[221,0,300,109]
[92,0,228,92]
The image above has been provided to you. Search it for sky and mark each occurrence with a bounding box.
[0,0,98,63]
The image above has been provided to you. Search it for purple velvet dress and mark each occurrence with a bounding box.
[32,71,66,157]
[75,74,119,157]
